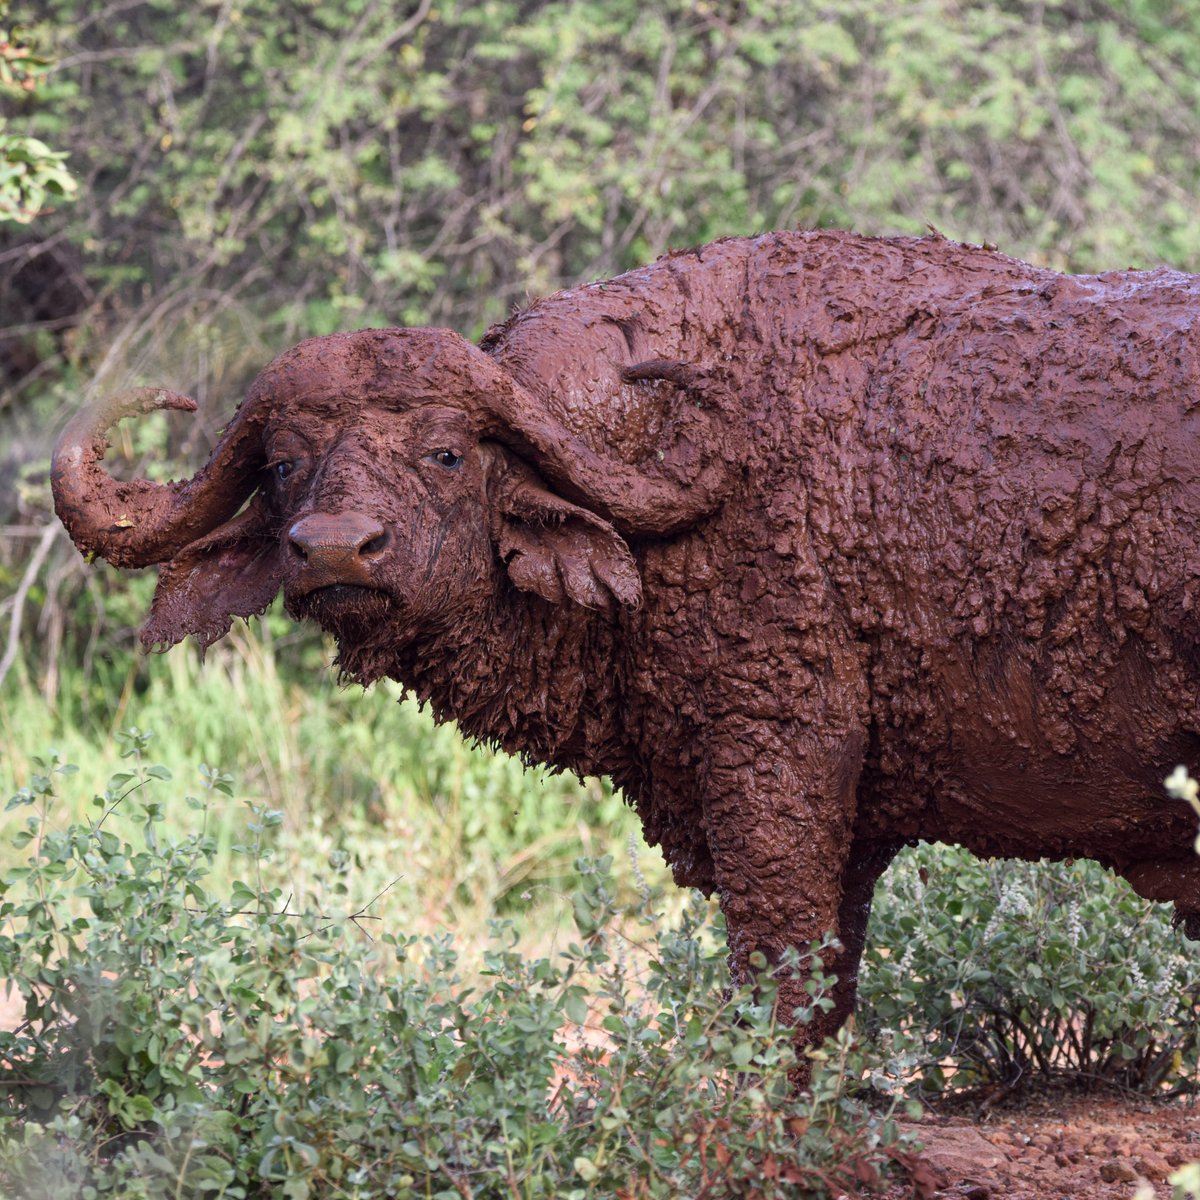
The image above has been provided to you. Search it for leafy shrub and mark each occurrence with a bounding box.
[0,0,76,224]
[0,735,910,1199]
[859,843,1200,1098]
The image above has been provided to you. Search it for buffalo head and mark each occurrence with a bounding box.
[52,328,729,673]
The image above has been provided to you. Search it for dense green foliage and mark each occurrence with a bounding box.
[0,745,912,1200]
[2,739,1198,1197]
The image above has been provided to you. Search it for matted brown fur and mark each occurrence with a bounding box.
[52,231,1200,1053]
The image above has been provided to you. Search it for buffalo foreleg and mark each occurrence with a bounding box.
[699,715,869,1072]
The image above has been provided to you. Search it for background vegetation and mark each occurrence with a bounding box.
[3,1,1200,1194]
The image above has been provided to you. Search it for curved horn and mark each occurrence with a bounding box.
[52,385,267,569]
[479,358,732,537]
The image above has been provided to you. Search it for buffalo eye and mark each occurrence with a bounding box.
[431,449,463,470]
[273,460,296,482]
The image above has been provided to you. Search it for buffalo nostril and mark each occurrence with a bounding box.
[288,534,309,561]
[360,529,388,556]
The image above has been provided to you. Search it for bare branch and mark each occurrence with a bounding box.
[0,523,61,691]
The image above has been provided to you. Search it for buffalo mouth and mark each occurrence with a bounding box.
[285,582,393,629]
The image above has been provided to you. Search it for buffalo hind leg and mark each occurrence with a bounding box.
[826,839,902,1034]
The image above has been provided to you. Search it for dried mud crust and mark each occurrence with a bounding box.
[884,1094,1200,1199]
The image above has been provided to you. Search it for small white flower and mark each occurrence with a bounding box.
[1164,765,1200,812]
[1065,900,1083,948]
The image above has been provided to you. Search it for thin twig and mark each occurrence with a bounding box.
[306,876,403,941]
[0,523,58,691]
[93,779,151,830]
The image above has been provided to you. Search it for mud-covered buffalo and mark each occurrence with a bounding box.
[53,231,1200,1058]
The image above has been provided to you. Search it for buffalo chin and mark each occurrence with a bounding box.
[284,584,415,687]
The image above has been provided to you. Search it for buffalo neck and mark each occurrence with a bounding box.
[386,585,630,777]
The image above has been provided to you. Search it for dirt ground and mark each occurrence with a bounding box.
[887,1091,1199,1199]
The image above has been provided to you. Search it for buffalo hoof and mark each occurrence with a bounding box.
[1184,912,1200,942]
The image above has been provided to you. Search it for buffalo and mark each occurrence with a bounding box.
[52,230,1200,1053]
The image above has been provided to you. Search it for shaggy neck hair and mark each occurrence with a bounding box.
[330,580,630,775]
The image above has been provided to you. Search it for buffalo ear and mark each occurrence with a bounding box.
[485,448,641,611]
[140,493,283,651]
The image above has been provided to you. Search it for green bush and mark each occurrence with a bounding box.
[0,0,76,224]
[859,843,1200,1098]
[0,736,910,1200]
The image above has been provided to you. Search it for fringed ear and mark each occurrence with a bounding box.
[140,494,284,651]
[485,446,641,611]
